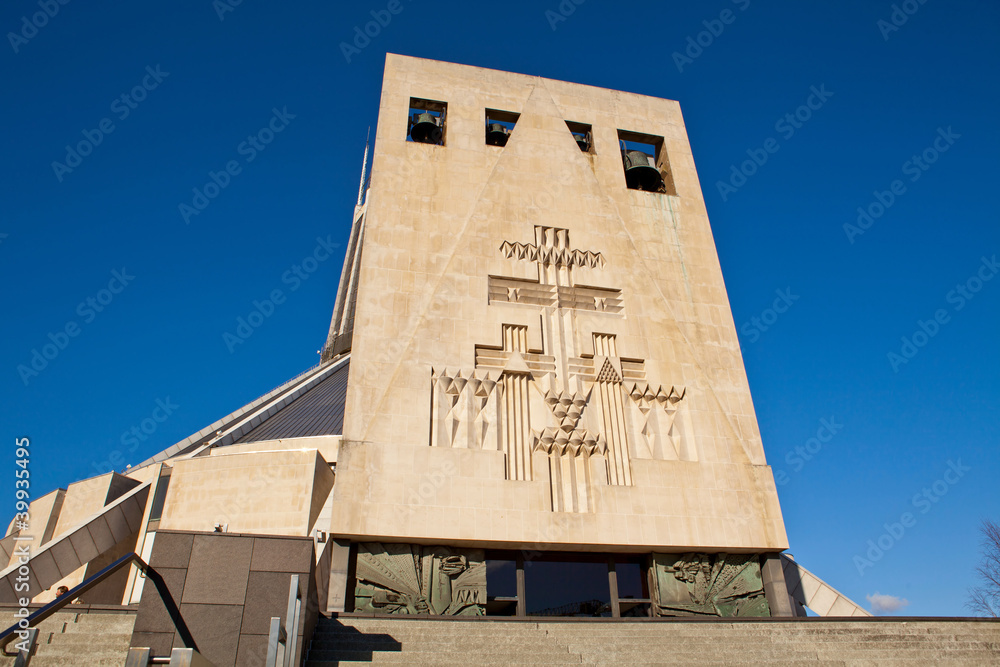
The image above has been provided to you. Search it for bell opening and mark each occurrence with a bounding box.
[566,120,593,153]
[407,97,447,146]
[617,131,675,195]
[485,108,520,147]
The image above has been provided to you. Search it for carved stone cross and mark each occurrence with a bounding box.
[483,227,634,508]
[430,225,690,512]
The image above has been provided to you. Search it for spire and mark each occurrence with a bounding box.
[356,127,370,207]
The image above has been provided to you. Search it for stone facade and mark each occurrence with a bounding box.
[328,54,788,553]
[158,450,334,537]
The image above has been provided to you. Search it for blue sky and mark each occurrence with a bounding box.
[2,0,997,616]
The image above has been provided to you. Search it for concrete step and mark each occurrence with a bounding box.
[313,662,845,667]
[23,654,131,667]
[313,647,929,663]
[584,663,849,667]
[576,646,998,658]
[29,638,133,654]
[580,658,823,666]
[62,615,136,632]
[320,636,999,646]
[31,644,128,667]
[309,663,587,667]
[308,617,1000,667]
[39,632,132,647]
[559,635,999,645]
[329,621,1000,635]
[311,637,998,655]
[310,637,564,651]
[571,637,995,647]
[0,611,136,667]
[322,625,1000,636]
[308,648,580,661]
[309,657,583,667]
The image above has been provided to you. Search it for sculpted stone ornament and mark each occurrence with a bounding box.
[428,224,696,513]
[354,543,486,615]
[650,552,770,617]
[626,383,693,461]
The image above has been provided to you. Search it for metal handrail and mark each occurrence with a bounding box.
[265,574,301,667]
[126,647,214,666]
[1,552,143,654]
[0,552,197,655]
[10,627,36,666]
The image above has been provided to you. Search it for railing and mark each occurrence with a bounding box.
[0,552,197,663]
[265,575,302,667]
[265,574,302,667]
[9,627,36,667]
[125,647,215,666]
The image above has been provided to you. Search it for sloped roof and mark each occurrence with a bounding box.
[235,359,349,443]
[131,356,350,471]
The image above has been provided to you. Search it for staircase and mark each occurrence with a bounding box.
[0,609,135,667]
[306,615,1000,666]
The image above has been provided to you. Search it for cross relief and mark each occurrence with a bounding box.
[430,225,692,512]
[489,226,624,315]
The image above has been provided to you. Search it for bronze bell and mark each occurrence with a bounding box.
[486,122,510,146]
[572,132,590,152]
[623,150,664,192]
[410,112,442,144]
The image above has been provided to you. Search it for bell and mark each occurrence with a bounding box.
[572,132,590,152]
[623,150,664,192]
[486,123,510,146]
[410,112,442,144]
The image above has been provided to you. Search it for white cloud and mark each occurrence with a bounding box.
[867,592,910,615]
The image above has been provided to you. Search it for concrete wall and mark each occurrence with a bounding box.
[1,488,64,569]
[52,473,139,540]
[28,473,141,603]
[130,531,319,667]
[332,54,786,553]
[158,450,334,537]
[332,441,783,550]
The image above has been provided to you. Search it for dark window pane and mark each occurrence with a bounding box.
[525,560,610,616]
[616,561,645,600]
[486,559,517,598]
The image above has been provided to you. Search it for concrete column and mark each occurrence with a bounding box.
[326,539,353,612]
[761,553,794,617]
